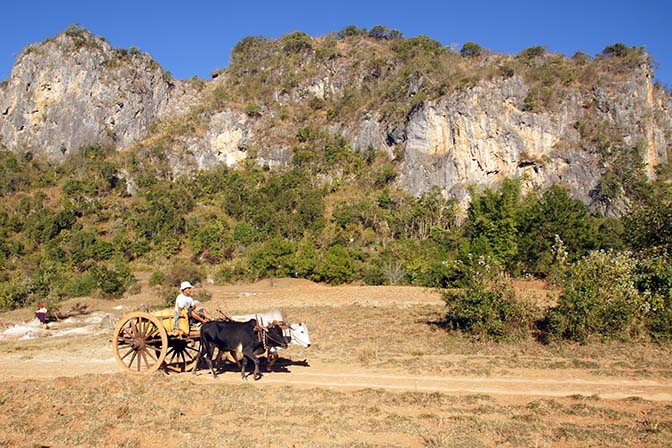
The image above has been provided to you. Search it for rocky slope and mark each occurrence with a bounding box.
[0,27,670,208]
[0,27,195,160]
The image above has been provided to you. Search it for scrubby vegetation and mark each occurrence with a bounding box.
[1,28,670,344]
[1,135,671,344]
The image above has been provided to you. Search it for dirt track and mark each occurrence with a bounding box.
[2,279,672,447]
[1,279,670,401]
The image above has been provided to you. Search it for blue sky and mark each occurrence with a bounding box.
[3,0,671,87]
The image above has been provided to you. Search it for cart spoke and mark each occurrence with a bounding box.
[119,347,135,361]
[138,321,149,338]
[141,351,150,370]
[143,347,158,362]
[128,350,138,369]
[129,320,138,336]
[117,335,134,344]
[167,348,178,364]
[136,350,144,371]
[145,323,158,338]
[184,344,200,357]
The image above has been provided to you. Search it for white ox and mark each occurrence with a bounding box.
[228,310,311,370]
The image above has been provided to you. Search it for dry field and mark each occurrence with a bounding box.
[0,278,671,447]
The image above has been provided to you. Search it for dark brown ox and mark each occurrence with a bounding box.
[195,319,289,381]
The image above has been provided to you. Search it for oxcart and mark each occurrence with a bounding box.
[112,309,200,374]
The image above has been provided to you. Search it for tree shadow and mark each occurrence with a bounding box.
[53,302,92,320]
[421,314,553,345]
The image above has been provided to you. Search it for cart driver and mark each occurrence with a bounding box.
[173,281,212,330]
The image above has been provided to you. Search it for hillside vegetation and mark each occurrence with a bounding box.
[1,27,671,343]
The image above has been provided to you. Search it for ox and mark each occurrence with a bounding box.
[230,310,310,370]
[196,319,289,380]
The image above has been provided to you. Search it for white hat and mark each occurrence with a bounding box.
[180,281,193,290]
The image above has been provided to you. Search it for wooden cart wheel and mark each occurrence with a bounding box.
[113,312,168,374]
[164,336,201,373]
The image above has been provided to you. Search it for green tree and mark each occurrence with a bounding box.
[443,255,535,340]
[460,42,482,57]
[281,31,313,53]
[546,251,644,341]
[462,179,522,269]
[516,186,598,276]
[318,245,357,284]
[249,236,296,279]
[337,25,367,39]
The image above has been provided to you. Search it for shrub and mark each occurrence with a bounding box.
[522,94,537,112]
[248,236,296,279]
[443,255,535,340]
[294,240,319,280]
[149,270,167,287]
[281,31,313,53]
[393,35,444,60]
[318,245,357,284]
[244,103,262,117]
[519,46,546,60]
[636,253,672,341]
[460,42,482,57]
[232,35,269,59]
[308,97,326,110]
[546,250,645,342]
[601,42,629,57]
[233,222,258,246]
[337,25,367,40]
[165,261,203,289]
[368,25,402,40]
[92,262,135,298]
[0,276,31,310]
[64,271,97,297]
[189,219,234,264]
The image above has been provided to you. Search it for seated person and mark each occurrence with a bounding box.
[35,303,48,324]
[173,281,212,330]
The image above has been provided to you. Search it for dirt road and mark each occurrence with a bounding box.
[1,278,670,402]
[2,279,672,447]
[1,349,671,401]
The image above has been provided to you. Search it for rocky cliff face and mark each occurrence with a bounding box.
[0,27,194,160]
[396,68,670,205]
[1,28,670,209]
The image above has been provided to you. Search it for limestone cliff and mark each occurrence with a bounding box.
[397,68,670,205]
[0,26,195,160]
[1,28,670,210]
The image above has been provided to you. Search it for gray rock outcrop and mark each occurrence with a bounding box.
[0,27,194,160]
[1,28,670,211]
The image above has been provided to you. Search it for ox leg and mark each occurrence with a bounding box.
[239,355,248,380]
[230,351,243,370]
[242,349,262,381]
[201,342,218,378]
[267,351,279,371]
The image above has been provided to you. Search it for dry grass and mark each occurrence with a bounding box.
[1,374,670,447]
[1,280,672,447]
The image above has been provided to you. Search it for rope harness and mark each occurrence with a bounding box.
[253,314,290,353]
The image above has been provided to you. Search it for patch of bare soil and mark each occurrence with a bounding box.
[1,279,671,447]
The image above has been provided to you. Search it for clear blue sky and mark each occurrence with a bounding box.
[3,0,671,87]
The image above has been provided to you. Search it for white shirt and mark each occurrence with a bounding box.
[174,293,195,312]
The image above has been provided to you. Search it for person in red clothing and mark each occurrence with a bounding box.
[35,303,48,324]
